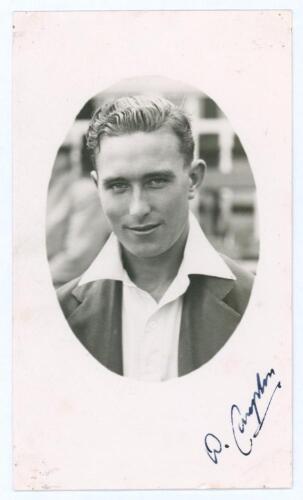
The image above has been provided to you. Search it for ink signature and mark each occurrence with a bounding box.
[204,368,282,464]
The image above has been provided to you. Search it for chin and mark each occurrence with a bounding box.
[126,243,166,259]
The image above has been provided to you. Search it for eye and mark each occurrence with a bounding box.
[110,182,129,193]
[146,177,168,189]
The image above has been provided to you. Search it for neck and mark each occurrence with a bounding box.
[121,221,189,302]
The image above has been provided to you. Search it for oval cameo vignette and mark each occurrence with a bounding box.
[46,76,259,380]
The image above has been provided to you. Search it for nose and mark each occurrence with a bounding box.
[129,187,151,218]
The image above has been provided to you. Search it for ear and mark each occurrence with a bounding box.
[90,170,98,186]
[188,159,206,200]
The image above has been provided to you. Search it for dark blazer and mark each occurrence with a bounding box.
[57,255,254,377]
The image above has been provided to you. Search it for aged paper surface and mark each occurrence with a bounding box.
[13,11,292,490]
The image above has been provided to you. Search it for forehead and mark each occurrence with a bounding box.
[96,129,183,177]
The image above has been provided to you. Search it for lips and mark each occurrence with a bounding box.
[126,223,161,234]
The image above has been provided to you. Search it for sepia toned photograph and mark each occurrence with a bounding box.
[47,77,258,380]
[12,10,292,492]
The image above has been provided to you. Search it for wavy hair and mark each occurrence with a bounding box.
[86,95,194,168]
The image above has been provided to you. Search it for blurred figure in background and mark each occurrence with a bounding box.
[46,139,110,288]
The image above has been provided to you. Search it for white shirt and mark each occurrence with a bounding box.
[78,212,235,381]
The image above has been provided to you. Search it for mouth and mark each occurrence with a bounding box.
[126,223,161,235]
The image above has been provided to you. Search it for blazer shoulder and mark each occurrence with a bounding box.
[57,277,121,320]
[56,277,82,319]
[220,254,255,315]
[57,277,101,319]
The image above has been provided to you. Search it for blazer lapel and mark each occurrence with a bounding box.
[64,275,241,378]
[178,275,241,376]
[68,280,123,375]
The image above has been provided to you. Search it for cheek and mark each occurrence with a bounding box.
[98,193,114,219]
[99,193,126,224]
[166,188,190,223]
[164,184,189,210]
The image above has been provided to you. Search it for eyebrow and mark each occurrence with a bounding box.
[101,169,176,188]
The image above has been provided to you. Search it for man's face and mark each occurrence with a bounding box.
[95,128,193,258]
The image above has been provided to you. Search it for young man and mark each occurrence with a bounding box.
[57,95,253,381]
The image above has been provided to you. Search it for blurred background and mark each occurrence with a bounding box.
[46,77,259,288]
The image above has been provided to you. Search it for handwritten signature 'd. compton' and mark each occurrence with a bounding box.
[204,368,282,464]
